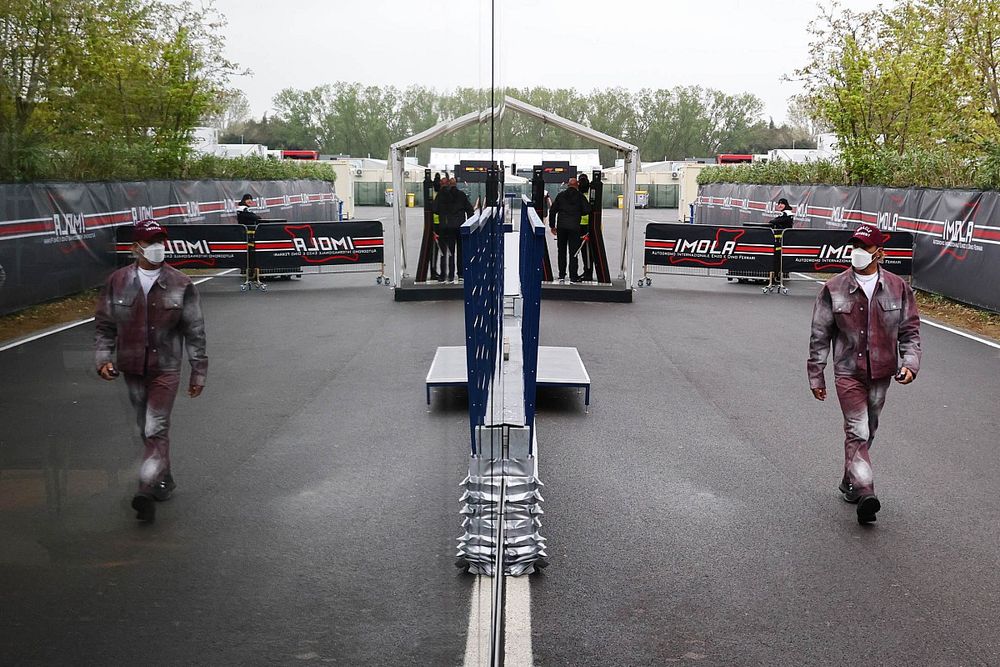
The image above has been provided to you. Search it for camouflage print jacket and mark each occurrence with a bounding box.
[94,264,207,385]
[808,268,921,389]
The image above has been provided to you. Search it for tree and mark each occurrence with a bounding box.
[0,0,242,181]
[793,1,990,181]
[0,0,81,179]
[204,90,251,132]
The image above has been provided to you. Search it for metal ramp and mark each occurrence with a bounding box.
[426,346,590,409]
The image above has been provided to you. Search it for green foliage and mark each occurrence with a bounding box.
[790,1,1000,187]
[697,144,1000,190]
[179,154,335,182]
[234,83,811,167]
[0,0,241,182]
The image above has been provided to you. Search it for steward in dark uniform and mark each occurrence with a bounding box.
[441,178,475,282]
[548,178,592,282]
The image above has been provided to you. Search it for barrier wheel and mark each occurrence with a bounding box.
[645,277,652,286]
[240,284,248,292]
[762,287,769,294]
[259,284,267,292]
[377,276,383,285]
[782,287,789,295]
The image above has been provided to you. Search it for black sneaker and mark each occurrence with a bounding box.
[840,481,861,504]
[857,495,881,524]
[131,494,156,522]
[152,473,176,502]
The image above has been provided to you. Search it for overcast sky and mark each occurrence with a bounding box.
[194,0,886,126]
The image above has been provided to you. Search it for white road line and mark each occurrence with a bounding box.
[791,272,1000,350]
[463,576,492,667]
[0,269,237,353]
[463,574,534,667]
[0,318,97,353]
[920,319,1000,349]
[504,576,534,666]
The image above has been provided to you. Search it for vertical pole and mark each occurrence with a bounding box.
[622,149,639,287]
[414,169,434,283]
[531,167,553,282]
[390,146,407,285]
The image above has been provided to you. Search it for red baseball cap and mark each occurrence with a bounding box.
[849,224,888,247]
[133,219,167,242]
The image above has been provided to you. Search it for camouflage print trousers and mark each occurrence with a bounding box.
[124,372,181,494]
[834,375,892,497]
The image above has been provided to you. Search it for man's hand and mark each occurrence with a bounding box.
[188,384,204,398]
[894,367,914,385]
[550,227,556,236]
[811,387,827,401]
[98,362,118,381]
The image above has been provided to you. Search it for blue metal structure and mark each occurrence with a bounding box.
[518,196,546,452]
[460,205,505,455]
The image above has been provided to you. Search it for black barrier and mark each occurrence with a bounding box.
[115,224,249,270]
[253,220,384,271]
[696,183,1000,312]
[644,222,776,274]
[0,179,339,316]
[585,171,612,284]
[780,229,913,276]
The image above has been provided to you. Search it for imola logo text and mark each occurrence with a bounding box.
[819,244,853,259]
[676,239,737,255]
[53,213,85,237]
[130,206,154,223]
[167,239,210,255]
[293,236,355,253]
[942,219,974,243]
[877,211,899,232]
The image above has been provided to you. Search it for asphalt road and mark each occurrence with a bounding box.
[1,207,998,666]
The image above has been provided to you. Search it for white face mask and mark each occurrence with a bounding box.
[140,242,165,265]
[851,247,874,270]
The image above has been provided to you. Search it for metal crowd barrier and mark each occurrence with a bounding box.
[518,196,546,452]
[641,223,914,295]
[641,222,776,287]
[251,220,387,285]
[778,228,914,287]
[115,221,387,292]
[460,205,505,455]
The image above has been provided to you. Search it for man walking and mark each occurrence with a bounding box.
[808,224,921,524]
[95,219,207,523]
[441,177,474,283]
[548,178,592,283]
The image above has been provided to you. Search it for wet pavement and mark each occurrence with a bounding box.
[2,207,998,665]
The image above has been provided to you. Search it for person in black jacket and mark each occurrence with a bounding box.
[441,178,475,282]
[768,197,794,230]
[769,197,795,279]
[548,178,593,283]
[432,179,454,282]
[236,194,263,279]
[236,194,262,228]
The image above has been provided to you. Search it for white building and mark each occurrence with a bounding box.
[429,148,602,177]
